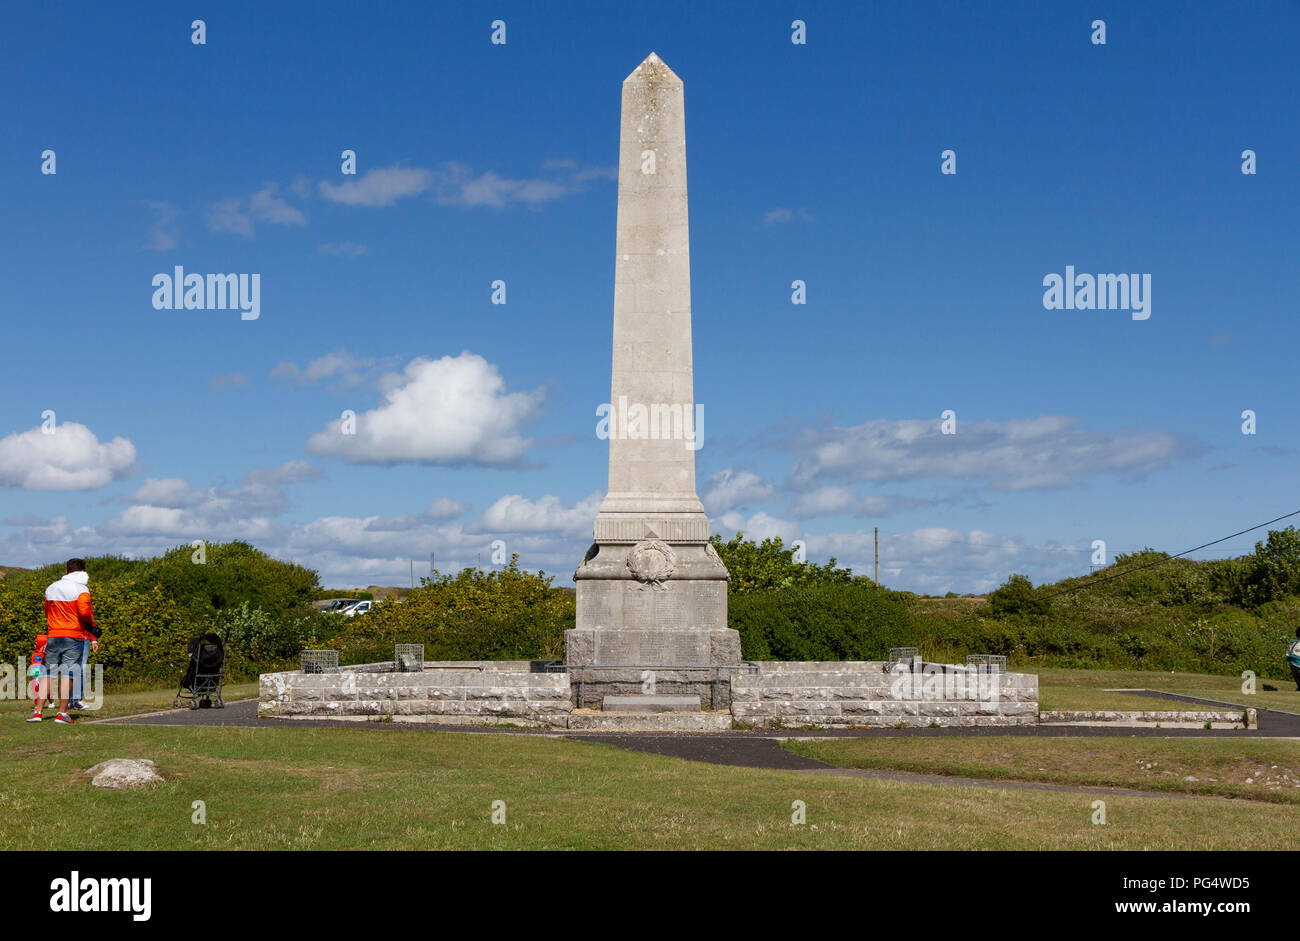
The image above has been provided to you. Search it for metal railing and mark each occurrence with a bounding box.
[544,662,760,710]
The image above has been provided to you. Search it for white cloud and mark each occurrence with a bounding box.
[0,465,595,588]
[206,198,253,237]
[763,207,811,225]
[145,201,179,251]
[208,184,306,235]
[426,497,469,519]
[249,184,307,226]
[210,371,249,390]
[715,510,798,545]
[701,469,778,514]
[316,160,612,212]
[785,416,1203,491]
[432,163,568,208]
[787,485,927,519]
[318,166,432,207]
[118,461,321,526]
[471,492,602,534]
[0,423,136,491]
[130,478,204,508]
[811,527,1088,594]
[272,350,376,389]
[306,352,543,466]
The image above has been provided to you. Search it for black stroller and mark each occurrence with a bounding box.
[173,632,228,709]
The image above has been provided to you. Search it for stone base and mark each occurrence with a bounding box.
[257,659,1043,731]
[603,695,701,712]
[1040,709,1254,729]
[564,625,741,666]
[567,711,734,732]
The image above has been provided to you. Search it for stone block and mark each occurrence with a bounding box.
[603,695,701,712]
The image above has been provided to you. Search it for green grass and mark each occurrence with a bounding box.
[786,736,1300,805]
[1035,667,1300,713]
[1,722,1298,850]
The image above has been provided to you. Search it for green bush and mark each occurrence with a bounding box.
[328,557,573,662]
[215,602,315,663]
[987,574,1051,618]
[729,581,916,660]
[709,532,853,593]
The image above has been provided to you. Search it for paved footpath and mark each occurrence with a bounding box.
[96,693,1300,799]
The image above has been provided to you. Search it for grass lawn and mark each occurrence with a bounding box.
[0,721,1298,850]
[786,736,1300,805]
[1034,667,1300,713]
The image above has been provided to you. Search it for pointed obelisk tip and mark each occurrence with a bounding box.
[624,51,681,85]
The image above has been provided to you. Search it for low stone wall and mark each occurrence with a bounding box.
[731,661,1039,729]
[258,661,571,728]
[1040,709,1255,729]
[566,666,751,710]
[258,659,1042,730]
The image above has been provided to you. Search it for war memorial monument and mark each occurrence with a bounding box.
[259,54,1043,731]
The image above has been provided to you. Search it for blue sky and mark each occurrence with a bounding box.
[1,0,1297,591]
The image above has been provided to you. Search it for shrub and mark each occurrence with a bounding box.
[729,581,916,660]
[709,532,853,594]
[329,557,574,661]
[987,574,1051,618]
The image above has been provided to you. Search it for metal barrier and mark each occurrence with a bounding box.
[966,653,1007,673]
[394,644,424,672]
[300,650,340,674]
[544,662,761,710]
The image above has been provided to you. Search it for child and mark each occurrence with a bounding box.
[27,633,49,722]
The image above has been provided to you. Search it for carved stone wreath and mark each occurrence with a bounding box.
[626,539,677,589]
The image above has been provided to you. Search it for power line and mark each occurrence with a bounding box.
[1038,507,1300,602]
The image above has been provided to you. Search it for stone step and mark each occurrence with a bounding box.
[567,711,733,732]
[602,695,701,713]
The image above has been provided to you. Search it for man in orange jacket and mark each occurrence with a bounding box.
[32,558,101,724]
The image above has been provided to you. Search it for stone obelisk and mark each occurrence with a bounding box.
[567,53,738,672]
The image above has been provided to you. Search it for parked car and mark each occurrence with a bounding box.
[342,600,374,617]
[323,599,358,613]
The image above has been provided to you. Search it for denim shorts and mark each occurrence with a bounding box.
[45,637,84,670]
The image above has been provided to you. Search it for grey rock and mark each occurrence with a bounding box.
[86,759,163,789]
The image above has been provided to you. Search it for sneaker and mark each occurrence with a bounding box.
[53,713,74,725]
[67,700,85,711]
[26,711,42,723]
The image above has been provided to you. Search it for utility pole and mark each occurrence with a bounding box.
[430,552,435,579]
[874,527,879,584]
[410,559,414,589]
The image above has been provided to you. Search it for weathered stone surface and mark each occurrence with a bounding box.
[262,645,1049,730]
[260,663,574,724]
[603,695,701,712]
[568,53,736,667]
[86,759,164,789]
[567,711,733,731]
[728,661,1040,729]
[1040,709,1251,728]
